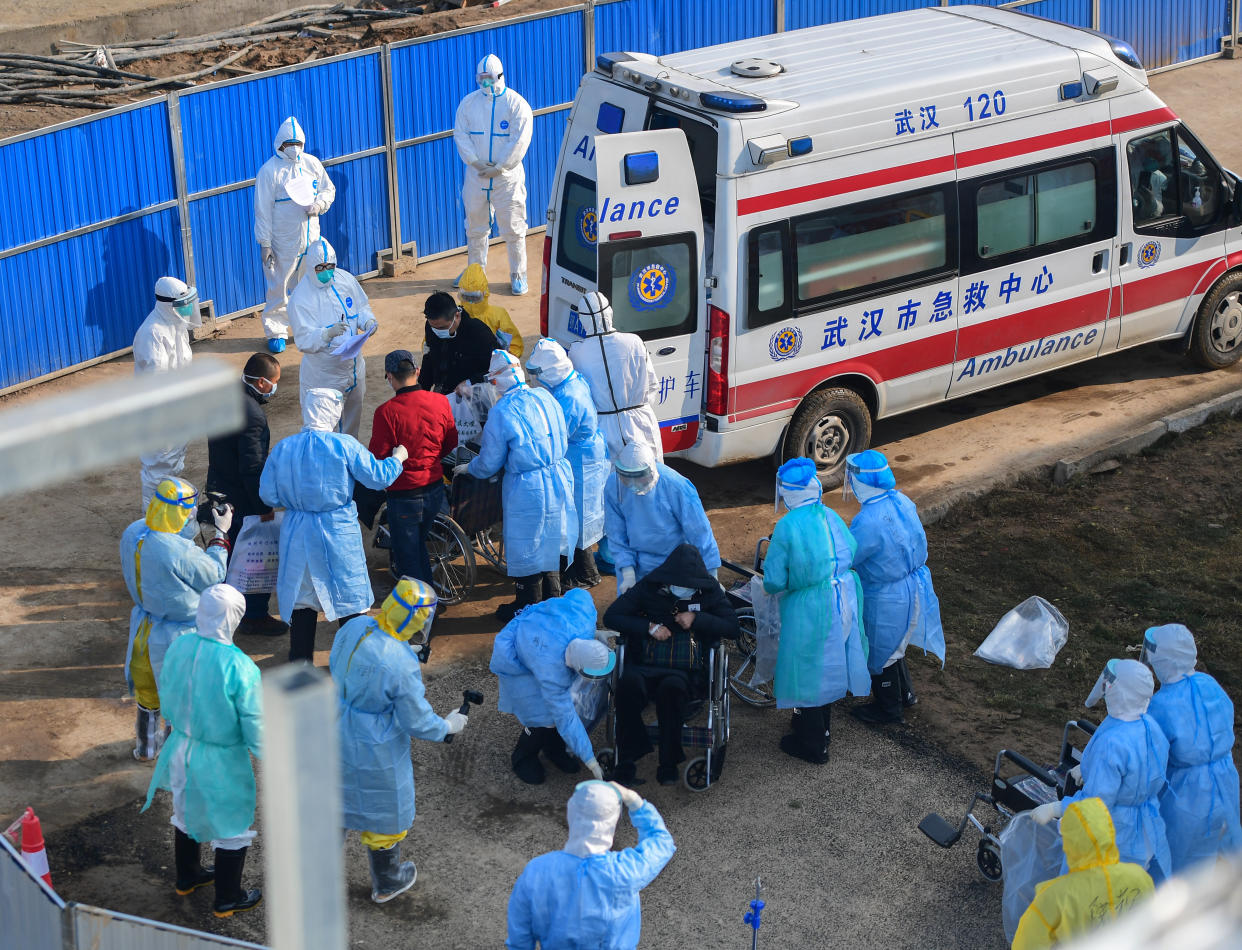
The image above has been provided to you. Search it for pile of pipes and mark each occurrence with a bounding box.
[0,2,464,109]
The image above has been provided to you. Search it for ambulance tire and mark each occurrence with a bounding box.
[1189,270,1242,370]
[783,387,872,488]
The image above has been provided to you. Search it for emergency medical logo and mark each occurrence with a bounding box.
[1138,240,1161,269]
[768,326,803,362]
[629,263,675,311]
[500,120,510,130]
[576,206,598,249]
[345,297,354,308]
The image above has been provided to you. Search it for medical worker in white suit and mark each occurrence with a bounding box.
[453,54,534,296]
[254,116,336,352]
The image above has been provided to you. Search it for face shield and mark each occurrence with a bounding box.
[841,452,894,501]
[146,478,199,534]
[1085,658,1119,709]
[564,638,616,680]
[381,578,439,661]
[617,466,658,496]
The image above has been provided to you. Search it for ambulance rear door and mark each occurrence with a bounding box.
[594,129,706,454]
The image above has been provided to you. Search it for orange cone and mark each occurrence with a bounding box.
[19,808,52,889]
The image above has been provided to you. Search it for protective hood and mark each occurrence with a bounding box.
[458,263,491,318]
[154,275,200,329]
[487,348,525,394]
[195,583,246,646]
[145,477,198,534]
[775,456,822,511]
[302,387,344,431]
[476,53,506,97]
[273,116,305,157]
[307,237,337,289]
[643,543,716,592]
[573,291,614,336]
[1143,623,1197,685]
[843,449,895,503]
[1086,658,1154,721]
[526,337,574,387]
[376,578,438,641]
[1061,797,1121,873]
[615,441,656,476]
[564,781,622,857]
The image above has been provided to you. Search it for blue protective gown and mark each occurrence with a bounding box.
[1068,715,1172,882]
[603,464,720,580]
[120,518,228,690]
[505,800,675,950]
[467,383,576,577]
[329,615,448,834]
[1148,672,1242,872]
[259,430,401,621]
[548,372,608,549]
[143,630,263,842]
[849,488,946,675]
[490,590,599,765]
[763,503,870,708]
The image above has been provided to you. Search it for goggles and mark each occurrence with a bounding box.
[574,779,622,804]
[281,140,304,149]
[314,262,336,274]
[460,290,485,303]
[392,579,438,657]
[157,485,198,509]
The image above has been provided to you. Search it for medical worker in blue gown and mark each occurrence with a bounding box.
[260,387,406,662]
[490,588,614,785]
[143,584,263,919]
[526,338,608,589]
[121,476,230,760]
[763,458,870,765]
[844,450,946,725]
[466,349,576,621]
[506,780,675,950]
[1032,659,1172,883]
[604,442,720,596]
[1143,623,1241,872]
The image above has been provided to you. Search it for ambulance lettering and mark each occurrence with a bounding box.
[571,135,597,162]
[598,195,681,223]
[956,328,1098,381]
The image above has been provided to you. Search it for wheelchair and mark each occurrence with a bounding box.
[594,638,732,792]
[918,719,1096,881]
[720,538,775,708]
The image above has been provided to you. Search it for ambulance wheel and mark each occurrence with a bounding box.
[784,387,872,487]
[1189,271,1242,369]
[977,840,1003,882]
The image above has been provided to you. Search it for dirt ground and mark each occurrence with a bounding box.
[0,0,578,138]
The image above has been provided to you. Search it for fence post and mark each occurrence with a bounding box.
[1091,0,1101,32]
[584,0,596,74]
[166,92,197,292]
[775,0,785,33]
[1229,0,1240,58]
[380,44,406,271]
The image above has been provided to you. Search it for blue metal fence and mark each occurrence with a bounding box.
[0,0,1234,392]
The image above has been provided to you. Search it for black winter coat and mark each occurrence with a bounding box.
[206,382,271,518]
[420,312,499,394]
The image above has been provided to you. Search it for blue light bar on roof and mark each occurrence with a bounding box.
[596,52,635,76]
[699,91,766,113]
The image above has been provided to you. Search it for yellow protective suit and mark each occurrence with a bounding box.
[459,263,523,357]
[1012,797,1154,949]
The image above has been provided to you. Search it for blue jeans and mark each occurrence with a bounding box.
[387,482,444,586]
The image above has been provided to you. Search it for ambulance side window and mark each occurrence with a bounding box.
[599,233,697,341]
[1127,127,1221,232]
[962,147,1116,273]
[556,171,598,282]
[746,222,791,328]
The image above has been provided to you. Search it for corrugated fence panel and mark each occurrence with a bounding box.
[71,903,265,949]
[785,0,931,32]
[1101,0,1229,69]
[397,109,567,258]
[0,100,175,254]
[0,838,64,950]
[1005,0,1094,29]
[390,9,583,142]
[595,0,775,56]
[0,207,182,389]
[179,52,385,193]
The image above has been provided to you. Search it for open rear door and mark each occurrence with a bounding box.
[594,129,706,455]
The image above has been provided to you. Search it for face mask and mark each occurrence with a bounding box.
[180,513,200,539]
[430,323,455,339]
[669,585,696,600]
[244,376,276,403]
[316,267,334,285]
[283,144,303,160]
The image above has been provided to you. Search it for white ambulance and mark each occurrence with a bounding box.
[539,4,1242,482]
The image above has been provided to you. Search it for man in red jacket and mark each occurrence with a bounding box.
[368,350,458,585]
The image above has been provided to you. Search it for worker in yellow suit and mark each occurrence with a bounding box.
[1012,797,1154,949]
[458,262,523,358]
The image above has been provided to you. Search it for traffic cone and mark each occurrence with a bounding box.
[19,808,52,889]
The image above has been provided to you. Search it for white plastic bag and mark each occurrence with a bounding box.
[974,596,1069,670]
[450,391,482,445]
[748,575,782,686]
[571,673,609,732]
[224,513,283,594]
[999,810,1064,942]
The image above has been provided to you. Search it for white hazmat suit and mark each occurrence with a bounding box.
[453,55,533,293]
[566,292,664,461]
[254,116,335,343]
[287,238,376,439]
[133,276,199,509]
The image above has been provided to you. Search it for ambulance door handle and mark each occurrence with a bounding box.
[1092,250,1106,274]
[657,346,676,356]
[1119,243,1132,267]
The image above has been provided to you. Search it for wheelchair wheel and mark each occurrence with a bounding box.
[727,609,776,708]
[474,524,506,574]
[427,515,475,604]
[977,839,1003,882]
[684,756,710,792]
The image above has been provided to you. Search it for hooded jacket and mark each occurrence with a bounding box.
[254,116,335,255]
[459,263,523,356]
[1012,798,1153,949]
